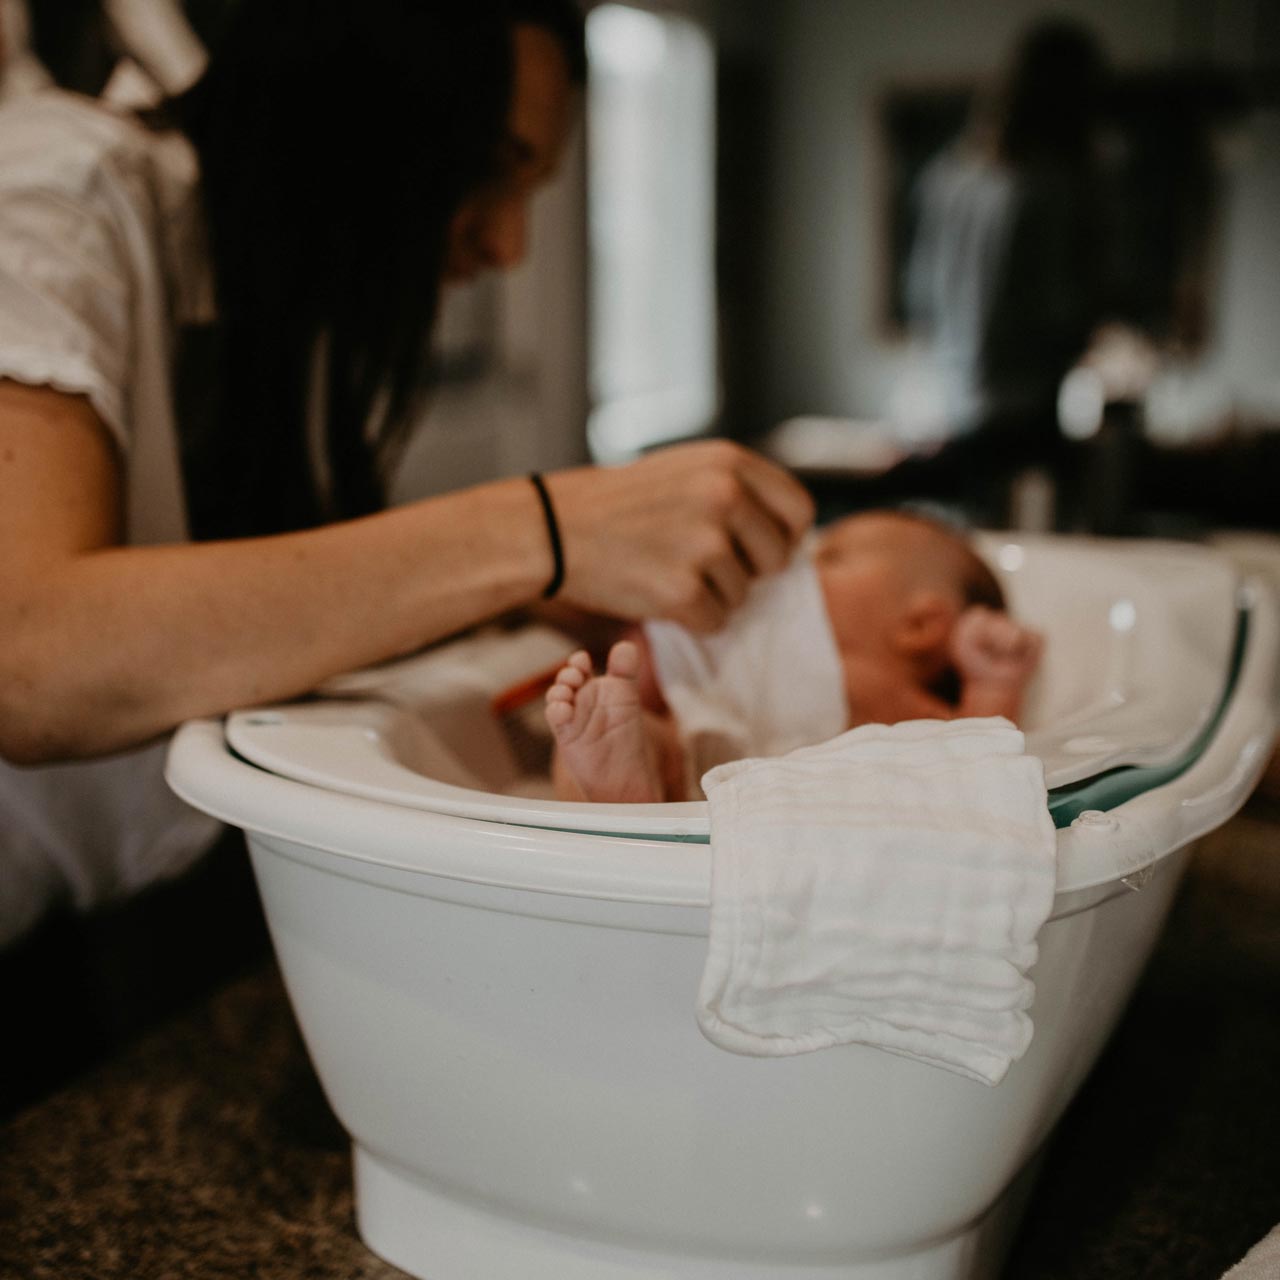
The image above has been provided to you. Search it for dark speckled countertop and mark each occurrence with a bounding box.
[2,798,1278,1280]
[0,963,407,1280]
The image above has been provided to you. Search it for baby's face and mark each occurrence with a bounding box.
[823,571,961,709]
[815,516,969,715]
[818,519,961,638]
[817,552,908,648]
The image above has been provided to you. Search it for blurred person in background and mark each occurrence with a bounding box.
[902,18,1110,493]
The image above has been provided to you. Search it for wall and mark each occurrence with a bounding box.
[748,0,1279,428]
[393,0,1280,489]
[1204,108,1280,421]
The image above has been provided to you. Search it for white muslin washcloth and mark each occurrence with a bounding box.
[644,552,848,797]
[696,717,1056,1085]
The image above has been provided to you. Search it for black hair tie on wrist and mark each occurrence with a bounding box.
[528,472,565,599]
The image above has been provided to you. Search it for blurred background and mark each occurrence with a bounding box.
[414,0,1279,542]
[9,0,1278,538]
[2,4,1279,1276]
[421,0,1280,540]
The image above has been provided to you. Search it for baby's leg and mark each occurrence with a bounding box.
[546,642,682,803]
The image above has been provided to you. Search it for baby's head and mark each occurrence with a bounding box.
[814,510,1005,717]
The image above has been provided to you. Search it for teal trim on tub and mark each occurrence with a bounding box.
[227,604,1249,847]
[1045,607,1248,828]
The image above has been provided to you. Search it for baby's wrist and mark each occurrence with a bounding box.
[959,669,1025,692]
[958,674,1029,715]
[973,671,1025,686]
[958,682,1024,719]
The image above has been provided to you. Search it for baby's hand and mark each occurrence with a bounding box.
[950,607,1044,690]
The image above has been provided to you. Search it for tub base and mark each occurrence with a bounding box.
[354,1145,1029,1280]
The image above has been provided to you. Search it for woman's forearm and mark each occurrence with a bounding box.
[0,383,813,764]
[0,477,552,762]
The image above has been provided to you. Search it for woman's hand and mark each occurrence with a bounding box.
[0,386,807,762]
[544,440,814,631]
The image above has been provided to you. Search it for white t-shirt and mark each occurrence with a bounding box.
[0,90,222,945]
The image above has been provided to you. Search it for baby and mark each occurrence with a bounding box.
[545,511,1043,803]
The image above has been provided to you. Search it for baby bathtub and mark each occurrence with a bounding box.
[167,535,1278,1280]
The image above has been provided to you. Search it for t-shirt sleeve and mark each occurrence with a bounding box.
[0,181,133,448]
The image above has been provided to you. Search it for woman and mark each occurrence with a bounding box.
[0,1,812,945]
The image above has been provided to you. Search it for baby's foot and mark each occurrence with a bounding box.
[545,642,664,803]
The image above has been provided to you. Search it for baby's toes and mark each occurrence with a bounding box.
[545,675,583,731]
[547,679,575,705]
[553,661,587,691]
[605,640,639,678]
[545,697,575,731]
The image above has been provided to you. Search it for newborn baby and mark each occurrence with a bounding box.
[545,511,1043,803]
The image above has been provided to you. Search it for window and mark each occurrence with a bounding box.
[585,4,718,461]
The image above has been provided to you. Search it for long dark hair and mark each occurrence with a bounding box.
[173,0,582,538]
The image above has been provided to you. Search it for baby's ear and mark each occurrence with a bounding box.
[894,590,957,655]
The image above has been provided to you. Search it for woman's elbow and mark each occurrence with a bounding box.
[0,727,60,768]
[0,669,87,765]
[0,664,162,764]
[0,707,66,766]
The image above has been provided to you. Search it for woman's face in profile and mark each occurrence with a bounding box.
[443,24,578,282]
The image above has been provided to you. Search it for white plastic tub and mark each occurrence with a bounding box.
[167,535,1278,1280]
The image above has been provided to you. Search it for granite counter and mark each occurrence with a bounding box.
[2,799,1278,1280]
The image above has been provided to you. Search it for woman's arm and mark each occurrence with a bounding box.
[0,382,812,763]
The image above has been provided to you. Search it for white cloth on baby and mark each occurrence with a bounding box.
[643,553,848,797]
[696,717,1056,1086]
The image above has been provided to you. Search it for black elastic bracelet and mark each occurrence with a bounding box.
[528,472,565,599]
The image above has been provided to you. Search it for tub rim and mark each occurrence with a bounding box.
[166,573,1276,907]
